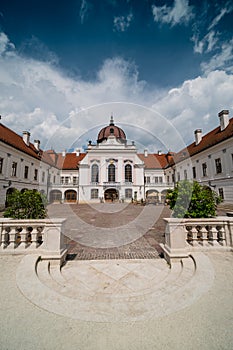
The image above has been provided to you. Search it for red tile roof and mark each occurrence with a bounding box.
[56,152,86,170]
[138,153,169,169]
[0,122,41,159]
[173,117,233,164]
[0,123,59,167]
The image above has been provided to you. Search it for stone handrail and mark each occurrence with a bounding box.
[162,217,233,264]
[0,218,67,262]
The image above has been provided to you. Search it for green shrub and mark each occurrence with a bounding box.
[166,180,222,218]
[4,189,48,219]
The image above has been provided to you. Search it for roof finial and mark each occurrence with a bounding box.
[110,114,114,126]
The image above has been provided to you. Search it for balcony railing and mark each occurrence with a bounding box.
[0,218,67,263]
[161,217,233,265]
[103,182,121,189]
[145,182,174,187]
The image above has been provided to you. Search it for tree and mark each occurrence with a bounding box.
[166,180,222,218]
[4,189,48,219]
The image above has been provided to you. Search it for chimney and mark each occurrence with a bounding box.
[218,110,229,131]
[194,129,202,145]
[34,139,40,151]
[62,150,66,157]
[75,148,80,156]
[144,149,148,157]
[22,131,30,146]
[158,150,162,155]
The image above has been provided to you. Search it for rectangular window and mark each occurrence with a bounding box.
[177,172,180,181]
[61,176,64,184]
[167,176,170,183]
[11,162,17,176]
[65,177,69,185]
[53,175,56,183]
[219,188,224,200]
[184,169,187,180]
[154,176,158,183]
[172,174,175,183]
[159,176,163,183]
[0,157,4,174]
[73,176,78,185]
[192,167,196,179]
[145,176,150,184]
[42,171,45,183]
[91,189,99,199]
[215,158,222,174]
[202,163,207,177]
[34,169,38,181]
[24,166,29,179]
[125,188,132,199]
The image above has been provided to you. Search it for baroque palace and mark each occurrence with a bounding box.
[0,110,233,209]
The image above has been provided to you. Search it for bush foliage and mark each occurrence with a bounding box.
[4,189,48,219]
[166,180,222,218]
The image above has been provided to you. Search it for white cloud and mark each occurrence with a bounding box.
[201,38,233,74]
[113,12,133,32]
[192,30,218,54]
[0,32,15,55]
[1,32,233,153]
[152,70,233,146]
[208,2,233,31]
[191,2,233,56]
[152,0,194,27]
[79,0,92,24]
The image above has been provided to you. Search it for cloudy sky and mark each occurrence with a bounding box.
[0,0,233,152]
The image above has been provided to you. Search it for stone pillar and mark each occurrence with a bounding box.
[161,218,189,265]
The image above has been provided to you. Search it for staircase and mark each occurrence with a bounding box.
[16,253,214,322]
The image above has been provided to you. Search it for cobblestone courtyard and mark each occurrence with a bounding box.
[48,203,171,260]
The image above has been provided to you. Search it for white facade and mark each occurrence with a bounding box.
[169,137,233,202]
[1,109,233,209]
[0,135,60,210]
[164,110,233,202]
[78,135,145,203]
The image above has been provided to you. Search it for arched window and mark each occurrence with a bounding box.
[108,164,115,182]
[91,164,99,183]
[125,164,132,182]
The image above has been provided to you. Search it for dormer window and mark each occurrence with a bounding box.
[110,128,114,134]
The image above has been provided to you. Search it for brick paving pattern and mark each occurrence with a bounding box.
[66,204,170,260]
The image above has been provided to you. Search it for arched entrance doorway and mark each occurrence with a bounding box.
[64,190,77,202]
[146,190,159,204]
[104,189,119,202]
[49,190,62,203]
[5,187,16,207]
[161,190,168,204]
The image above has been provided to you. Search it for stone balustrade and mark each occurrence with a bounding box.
[162,217,233,265]
[0,218,67,262]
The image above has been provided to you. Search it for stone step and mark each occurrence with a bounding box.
[16,253,214,322]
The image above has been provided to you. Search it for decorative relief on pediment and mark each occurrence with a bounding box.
[106,158,118,163]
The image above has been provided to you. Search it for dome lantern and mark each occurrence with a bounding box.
[97,116,126,144]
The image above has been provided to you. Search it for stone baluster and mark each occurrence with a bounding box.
[198,225,209,246]
[217,226,226,246]
[185,226,192,246]
[17,226,28,249]
[0,227,9,250]
[28,226,39,249]
[7,227,16,250]
[190,225,199,246]
[208,225,219,246]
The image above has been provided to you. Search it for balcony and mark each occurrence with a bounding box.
[103,182,121,189]
[145,182,174,187]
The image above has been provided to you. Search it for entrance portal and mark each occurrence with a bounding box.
[104,189,119,202]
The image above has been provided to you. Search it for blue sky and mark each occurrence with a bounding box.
[0,0,233,152]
